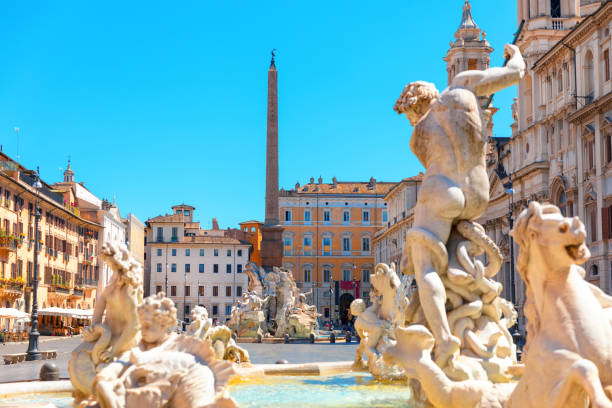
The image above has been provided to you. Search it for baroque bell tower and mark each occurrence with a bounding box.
[444,0,493,87]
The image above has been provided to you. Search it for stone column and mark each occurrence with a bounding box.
[261,56,283,270]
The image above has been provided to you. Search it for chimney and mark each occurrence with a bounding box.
[212,218,220,230]
[310,177,314,184]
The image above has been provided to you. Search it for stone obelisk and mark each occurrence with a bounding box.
[260,50,283,270]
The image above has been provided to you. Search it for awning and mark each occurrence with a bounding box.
[0,308,30,319]
[37,307,94,319]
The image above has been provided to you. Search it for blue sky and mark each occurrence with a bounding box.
[0,0,517,228]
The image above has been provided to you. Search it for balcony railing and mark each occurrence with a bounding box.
[48,284,71,294]
[83,253,95,264]
[64,202,81,217]
[0,236,18,252]
[0,279,24,292]
[551,19,564,30]
[83,278,98,287]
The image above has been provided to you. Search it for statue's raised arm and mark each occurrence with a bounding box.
[451,44,525,97]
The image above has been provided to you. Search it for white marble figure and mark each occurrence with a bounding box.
[384,202,612,407]
[189,305,250,364]
[69,242,144,398]
[507,202,612,408]
[350,264,406,375]
[393,43,525,372]
[80,293,237,408]
[228,265,319,338]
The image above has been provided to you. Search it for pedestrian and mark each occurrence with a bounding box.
[0,330,5,345]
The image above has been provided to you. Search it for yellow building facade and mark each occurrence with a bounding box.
[279,177,395,324]
[0,153,102,335]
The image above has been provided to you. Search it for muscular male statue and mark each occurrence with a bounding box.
[394,44,525,366]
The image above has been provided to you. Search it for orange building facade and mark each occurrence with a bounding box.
[279,177,395,324]
[238,220,263,266]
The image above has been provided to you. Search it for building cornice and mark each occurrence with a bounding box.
[0,172,103,229]
[568,91,612,123]
[512,160,550,180]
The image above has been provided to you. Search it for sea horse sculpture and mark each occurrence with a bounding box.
[384,202,612,408]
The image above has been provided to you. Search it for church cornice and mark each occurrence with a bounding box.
[512,160,550,181]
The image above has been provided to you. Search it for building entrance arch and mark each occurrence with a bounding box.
[339,293,355,325]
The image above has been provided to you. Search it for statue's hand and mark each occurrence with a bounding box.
[503,44,518,60]
[100,348,113,363]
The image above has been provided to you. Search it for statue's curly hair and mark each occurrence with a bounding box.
[138,292,177,329]
[394,81,439,118]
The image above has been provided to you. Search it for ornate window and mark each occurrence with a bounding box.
[557,189,567,216]
[583,51,594,101]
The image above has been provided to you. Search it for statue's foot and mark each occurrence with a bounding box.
[434,335,460,368]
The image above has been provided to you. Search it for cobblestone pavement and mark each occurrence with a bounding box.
[0,335,81,383]
[0,336,359,383]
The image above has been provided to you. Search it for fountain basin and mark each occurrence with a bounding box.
[0,362,415,408]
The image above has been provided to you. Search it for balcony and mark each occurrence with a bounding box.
[64,202,80,217]
[0,235,19,249]
[0,279,24,293]
[551,18,564,30]
[48,284,71,294]
[83,279,98,287]
[83,253,95,265]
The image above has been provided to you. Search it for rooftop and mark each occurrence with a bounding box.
[282,178,397,196]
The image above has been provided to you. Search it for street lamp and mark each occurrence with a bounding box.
[506,184,516,306]
[506,181,522,359]
[26,167,42,361]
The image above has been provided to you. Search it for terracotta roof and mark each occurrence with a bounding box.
[171,204,195,210]
[284,181,397,196]
[147,214,189,223]
[384,173,424,199]
[239,220,263,225]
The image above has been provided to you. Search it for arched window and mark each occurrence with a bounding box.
[590,264,599,277]
[584,51,594,101]
[557,189,567,216]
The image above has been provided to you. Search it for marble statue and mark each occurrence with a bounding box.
[79,293,237,408]
[188,305,250,364]
[507,202,612,408]
[229,265,319,338]
[384,202,612,407]
[69,243,240,407]
[394,43,526,370]
[69,242,144,398]
[350,264,406,375]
